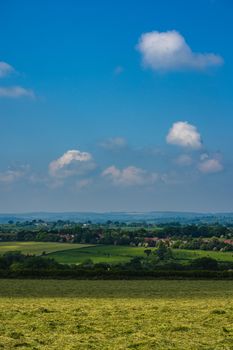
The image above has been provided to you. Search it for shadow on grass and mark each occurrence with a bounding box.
[1,279,233,299]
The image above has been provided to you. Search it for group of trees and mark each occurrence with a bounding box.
[0,251,61,272]
[0,221,233,250]
[172,237,233,251]
[156,224,231,238]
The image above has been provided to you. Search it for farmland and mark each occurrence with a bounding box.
[1,242,233,265]
[49,244,233,264]
[0,279,233,349]
[0,242,92,256]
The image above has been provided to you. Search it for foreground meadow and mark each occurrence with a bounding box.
[0,280,233,349]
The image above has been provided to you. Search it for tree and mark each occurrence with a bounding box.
[191,257,218,270]
[156,241,172,260]
[144,249,152,257]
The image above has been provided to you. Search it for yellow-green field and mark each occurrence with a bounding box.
[0,279,233,349]
[0,242,92,256]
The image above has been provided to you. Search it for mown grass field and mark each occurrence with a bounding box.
[0,279,233,349]
[0,242,92,256]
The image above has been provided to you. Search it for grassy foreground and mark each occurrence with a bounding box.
[0,280,233,349]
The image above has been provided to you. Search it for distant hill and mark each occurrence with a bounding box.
[0,211,233,224]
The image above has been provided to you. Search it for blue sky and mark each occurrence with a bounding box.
[0,0,233,213]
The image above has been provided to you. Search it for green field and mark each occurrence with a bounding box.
[47,244,233,264]
[0,279,233,349]
[0,242,92,256]
[48,245,146,264]
[173,249,233,262]
[1,242,233,265]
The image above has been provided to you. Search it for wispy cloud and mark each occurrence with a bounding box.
[0,61,14,78]
[166,121,202,149]
[137,30,223,72]
[0,86,35,99]
[100,137,127,150]
[0,165,29,185]
[175,154,193,166]
[75,178,93,189]
[114,66,124,75]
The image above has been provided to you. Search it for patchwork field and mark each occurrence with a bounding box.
[0,279,233,349]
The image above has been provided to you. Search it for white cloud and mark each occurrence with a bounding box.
[0,86,35,98]
[175,154,193,166]
[166,121,202,149]
[102,165,158,186]
[100,137,127,150]
[136,30,223,72]
[0,61,14,78]
[49,150,94,178]
[198,155,223,174]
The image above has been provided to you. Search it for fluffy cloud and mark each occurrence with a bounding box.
[100,137,127,150]
[166,121,202,149]
[49,150,94,178]
[136,30,223,72]
[198,154,223,174]
[0,61,14,78]
[102,165,158,186]
[0,86,35,98]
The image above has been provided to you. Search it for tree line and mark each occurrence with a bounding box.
[1,244,233,279]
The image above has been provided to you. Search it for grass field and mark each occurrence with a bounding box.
[47,244,233,264]
[48,245,146,264]
[0,242,92,256]
[1,241,233,265]
[173,249,233,262]
[0,279,233,349]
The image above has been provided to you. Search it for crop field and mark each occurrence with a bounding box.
[0,242,92,256]
[0,279,233,349]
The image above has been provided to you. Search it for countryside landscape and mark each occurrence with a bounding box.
[1,0,233,349]
[1,217,233,348]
